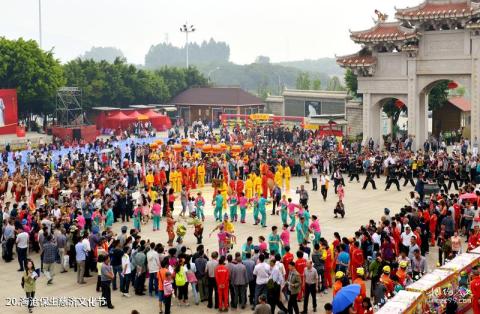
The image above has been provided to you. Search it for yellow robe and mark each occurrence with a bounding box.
[197,164,206,188]
[284,166,291,191]
[245,177,254,199]
[274,170,283,188]
[221,182,228,209]
[254,176,263,196]
[145,173,154,190]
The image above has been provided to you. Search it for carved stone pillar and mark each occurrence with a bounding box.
[471,35,480,143]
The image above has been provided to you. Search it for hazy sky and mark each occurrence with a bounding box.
[1,0,421,65]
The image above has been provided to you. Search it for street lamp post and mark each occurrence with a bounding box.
[38,0,43,48]
[180,23,195,68]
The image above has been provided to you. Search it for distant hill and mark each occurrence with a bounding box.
[194,61,331,96]
[142,40,344,97]
[276,58,344,78]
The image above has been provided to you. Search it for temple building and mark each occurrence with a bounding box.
[337,0,480,148]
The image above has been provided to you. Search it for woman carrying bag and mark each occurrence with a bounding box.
[22,259,38,313]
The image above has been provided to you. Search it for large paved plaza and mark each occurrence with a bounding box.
[0,175,445,314]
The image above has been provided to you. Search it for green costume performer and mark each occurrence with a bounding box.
[214,193,224,221]
[268,233,281,255]
[228,196,238,221]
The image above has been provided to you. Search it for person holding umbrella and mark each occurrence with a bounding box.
[332,284,360,314]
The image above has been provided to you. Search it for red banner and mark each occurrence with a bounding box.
[0,89,18,135]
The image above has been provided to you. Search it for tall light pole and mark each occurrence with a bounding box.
[180,23,195,68]
[207,66,220,84]
[38,0,43,48]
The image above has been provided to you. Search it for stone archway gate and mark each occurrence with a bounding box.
[337,0,480,149]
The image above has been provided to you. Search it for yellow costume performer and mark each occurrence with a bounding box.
[254,174,262,196]
[245,175,254,199]
[284,165,291,191]
[274,165,283,188]
[197,163,206,188]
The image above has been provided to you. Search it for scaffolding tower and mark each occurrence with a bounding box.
[55,87,84,126]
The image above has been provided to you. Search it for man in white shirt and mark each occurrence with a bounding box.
[252,254,270,306]
[121,247,132,296]
[15,227,29,271]
[400,225,413,254]
[146,243,160,296]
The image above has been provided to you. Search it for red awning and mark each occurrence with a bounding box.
[105,111,135,129]
[138,109,172,131]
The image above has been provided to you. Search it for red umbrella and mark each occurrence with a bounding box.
[459,193,478,200]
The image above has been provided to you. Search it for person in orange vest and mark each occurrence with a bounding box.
[215,255,230,311]
[380,265,394,297]
[333,271,344,296]
[350,242,364,281]
[470,267,480,314]
[396,261,408,287]
[353,267,367,313]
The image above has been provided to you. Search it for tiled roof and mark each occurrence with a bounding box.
[448,96,471,112]
[169,87,263,106]
[336,53,377,67]
[395,0,476,21]
[350,22,417,43]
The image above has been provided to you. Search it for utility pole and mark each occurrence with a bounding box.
[180,23,195,68]
[38,0,43,48]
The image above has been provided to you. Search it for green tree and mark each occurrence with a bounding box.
[64,58,206,109]
[327,76,345,91]
[0,37,65,117]
[383,99,407,138]
[255,56,270,64]
[312,79,322,90]
[296,72,311,90]
[81,46,125,63]
[428,81,449,111]
[145,38,230,68]
[344,69,358,96]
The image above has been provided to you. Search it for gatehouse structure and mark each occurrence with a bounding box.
[337,0,480,149]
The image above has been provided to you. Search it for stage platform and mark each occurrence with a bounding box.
[0,132,52,151]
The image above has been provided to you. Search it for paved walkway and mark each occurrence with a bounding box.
[0,175,452,314]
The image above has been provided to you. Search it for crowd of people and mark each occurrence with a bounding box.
[1,122,480,314]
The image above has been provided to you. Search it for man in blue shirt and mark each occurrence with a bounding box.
[337,244,350,273]
[75,237,87,284]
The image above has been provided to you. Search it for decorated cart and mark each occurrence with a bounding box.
[439,253,479,313]
[406,269,456,313]
[375,290,423,314]
[439,253,480,273]
[470,245,480,255]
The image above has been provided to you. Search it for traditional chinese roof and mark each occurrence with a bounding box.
[336,52,377,68]
[395,0,479,21]
[448,96,471,111]
[350,22,418,44]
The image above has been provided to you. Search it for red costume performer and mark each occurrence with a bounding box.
[215,262,230,310]
[235,179,244,196]
[189,167,197,189]
[159,169,167,188]
[471,274,480,314]
[350,246,364,281]
[181,167,189,189]
[295,256,307,301]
